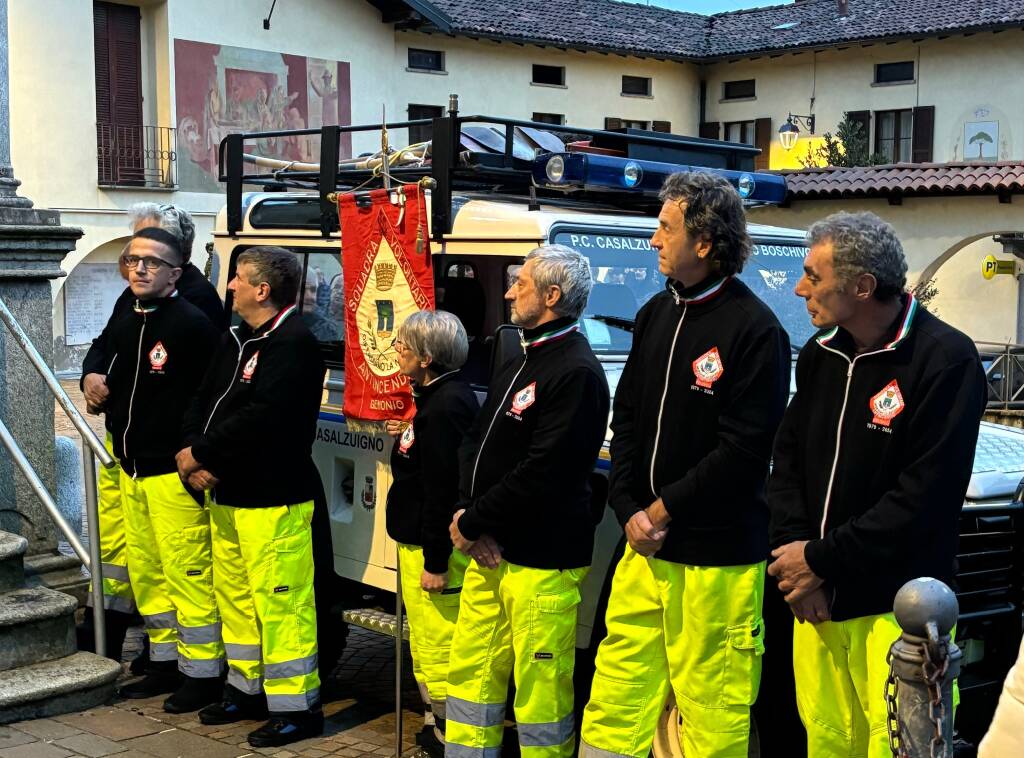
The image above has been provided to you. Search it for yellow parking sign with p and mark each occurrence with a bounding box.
[982,255,1017,279]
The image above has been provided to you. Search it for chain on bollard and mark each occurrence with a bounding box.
[885,577,961,758]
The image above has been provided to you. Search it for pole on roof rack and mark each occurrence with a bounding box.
[225,133,243,235]
[319,125,339,237]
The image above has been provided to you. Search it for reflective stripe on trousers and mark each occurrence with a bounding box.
[86,434,136,613]
[445,560,587,758]
[211,500,320,712]
[581,548,765,758]
[120,471,223,675]
[398,543,468,717]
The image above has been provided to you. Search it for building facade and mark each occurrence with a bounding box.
[7,0,1024,370]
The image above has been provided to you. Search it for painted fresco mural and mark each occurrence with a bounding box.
[174,39,352,192]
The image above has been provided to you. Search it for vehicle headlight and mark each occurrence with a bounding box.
[623,161,643,188]
[546,155,566,183]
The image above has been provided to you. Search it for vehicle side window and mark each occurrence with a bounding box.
[439,260,489,386]
[298,252,343,345]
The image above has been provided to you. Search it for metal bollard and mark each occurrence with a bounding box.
[886,578,961,758]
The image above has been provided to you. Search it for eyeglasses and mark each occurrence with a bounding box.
[122,254,178,272]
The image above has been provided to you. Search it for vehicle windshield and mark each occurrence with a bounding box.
[552,230,813,355]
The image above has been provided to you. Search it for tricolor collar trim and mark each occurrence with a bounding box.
[257,304,297,336]
[522,321,579,349]
[817,294,918,351]
[670,276,731,306]
[132,290,179,314]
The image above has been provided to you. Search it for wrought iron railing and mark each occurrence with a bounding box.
[977,342,1024,410]
[96,123,176,188]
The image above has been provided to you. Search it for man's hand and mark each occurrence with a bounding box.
[450,509,474,552]
[768,540,824,602]
[176,447,202,481]
[82,373,109,412]
[187,469,219,491]
[467,535,503,570]
[421,570,448,593]
[789,586,832,625]
[625,510,668,557]
[645,497,672,531]
[384,420,406,438]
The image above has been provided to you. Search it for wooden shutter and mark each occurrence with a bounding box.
[94,2,143,183]
[604,117,623,131]
[753,117,772,170]
[652,121,671,133]
[699,121,720,140]
[912,105,935,163]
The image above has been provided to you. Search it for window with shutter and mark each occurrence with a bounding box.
[754,118,772,170]
[652,121,671,133]
[912,106,935,163]
[699,122,721,140]
[94,1,143,184]
[604,118,623,131]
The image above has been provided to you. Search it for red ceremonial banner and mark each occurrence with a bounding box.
[338,184,434,423]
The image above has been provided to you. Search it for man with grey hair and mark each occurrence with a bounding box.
[768,211,986,757]
[445,244,610,757]
[581,171,790,758]
[77,202,223,670]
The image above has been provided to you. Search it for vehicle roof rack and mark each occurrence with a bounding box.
[218,94,785,238]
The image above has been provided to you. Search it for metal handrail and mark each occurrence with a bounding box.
[976,341,1024,411]
[0,295,113,655]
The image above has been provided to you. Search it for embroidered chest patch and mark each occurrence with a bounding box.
[148,341,168,371]
[692,347,724,388]
[242,351,260,382]
[511,382,537,413]
[399,424,415,453]
[869,380,905,427]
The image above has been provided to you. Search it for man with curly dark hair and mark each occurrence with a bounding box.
[580,171,791,758]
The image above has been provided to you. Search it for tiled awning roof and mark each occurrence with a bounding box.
[782,162,1024,201]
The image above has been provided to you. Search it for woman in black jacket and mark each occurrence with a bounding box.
[384,310,479,754]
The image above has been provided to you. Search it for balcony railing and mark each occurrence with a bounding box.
[96,123,176,189]
[977,342,1024,410]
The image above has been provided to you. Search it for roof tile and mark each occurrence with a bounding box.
[783,161,1024,199]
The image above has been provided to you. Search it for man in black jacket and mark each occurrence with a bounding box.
[580,172,790,758]
[767,211,986,757]
[103,227,223,711]
[178,246,326,748]
[79,203,223,666]
[446,245,610,758]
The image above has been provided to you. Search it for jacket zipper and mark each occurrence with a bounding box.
[203,329,253,433]
[649,298,687,499]
[470,333,528,497]
[123,314,146,479]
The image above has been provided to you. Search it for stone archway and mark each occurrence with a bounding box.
[52,236,130,374]
[917,229,1020,284]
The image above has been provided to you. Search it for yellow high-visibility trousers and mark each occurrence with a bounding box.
[87,433,135,613]
[398,544,469,722]
[120,471,223,676]
[445,560,588,758]
[580,548,765,758]
[210,500,321,713]
[792,613,960,758]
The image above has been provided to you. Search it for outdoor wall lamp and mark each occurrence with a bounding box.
[779,114,816,150]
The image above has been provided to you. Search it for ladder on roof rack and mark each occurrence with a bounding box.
[218,93,784,239]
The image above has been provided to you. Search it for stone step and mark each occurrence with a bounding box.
[0,587,77,672]
[0,651,121,725]
[0,532,27,593]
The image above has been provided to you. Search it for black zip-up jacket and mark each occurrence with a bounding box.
[105,292,220,477]
[82,264,225,387]
[182,305,326,507]
[768,295,986,621]
[609,275,790,566]
[457,317,610,570]
[386,371,480,574]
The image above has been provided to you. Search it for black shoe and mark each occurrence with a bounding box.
[163,676,224,714]
[247,710,325,748]
[414,725,445,758]
[199,686,269,725]
[130,646,151,675]
[118,662,182,699]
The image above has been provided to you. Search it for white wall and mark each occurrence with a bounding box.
[392,32,700,137]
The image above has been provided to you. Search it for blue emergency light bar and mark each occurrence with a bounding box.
[531,152,787,204]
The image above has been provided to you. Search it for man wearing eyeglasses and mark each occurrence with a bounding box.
[103,226,224,712]
[79,204,223,669]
